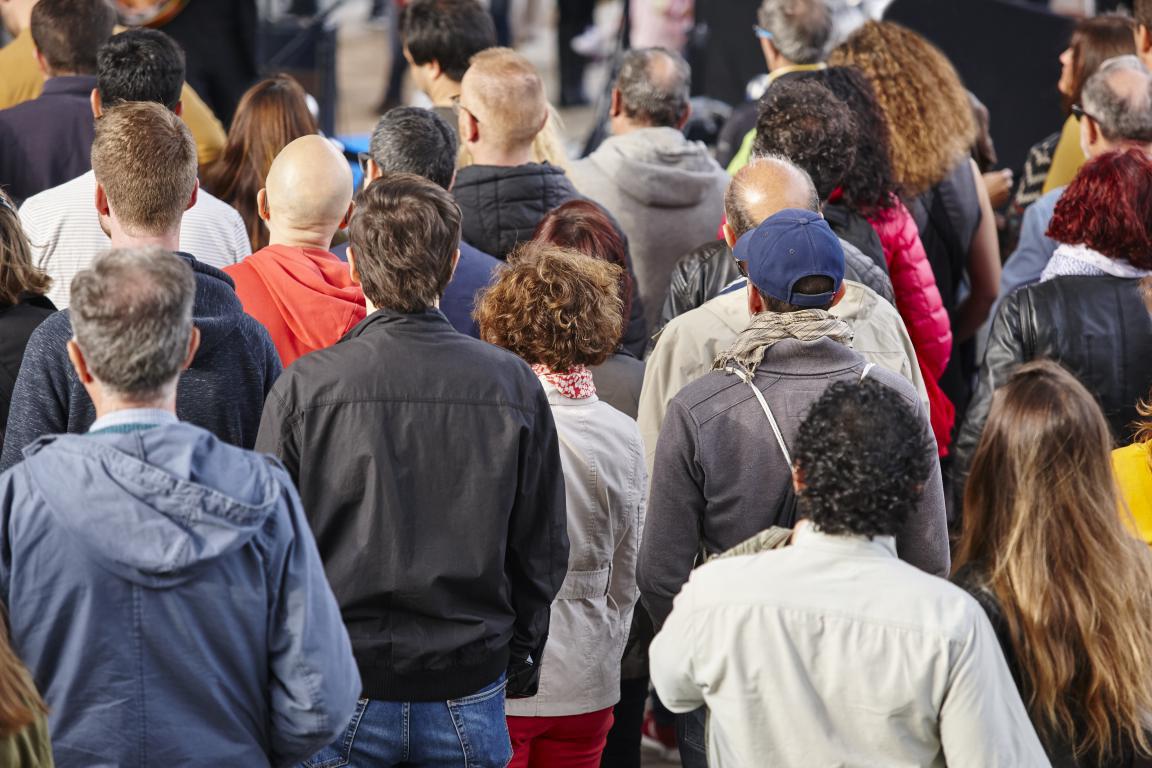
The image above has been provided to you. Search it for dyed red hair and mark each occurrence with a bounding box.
[532,201,633,330]
[1047,148,1152,269]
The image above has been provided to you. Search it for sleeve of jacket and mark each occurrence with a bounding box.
[636,322,687,478]
[897,390,951,577]
[264,466,361,767]
[255,383,301,484]
[952,291,1028,498]
[505,384,569,689]
[658,253,705,333]
[647,570,704,713]
[999,193,1058,299]
[608,431,648,661]
[638,395,706,630]
[0,318,71,472]
[844,243,896,305]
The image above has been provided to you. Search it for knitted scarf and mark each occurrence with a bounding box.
[532,364,596,399]
[713,310,855,372]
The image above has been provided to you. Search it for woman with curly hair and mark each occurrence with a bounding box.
[201,74,318,252]
[822,65,955,453]
[476,242,647,768]
[954,360,1152,767]
[831,22,1000,435]
[955,148,1152,491]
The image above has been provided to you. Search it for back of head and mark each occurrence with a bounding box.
[97,28,186,109]
[400,0,496,82]
[1046,147,1152,269]
[30,0,116,75]
[264,135,353,233]
[821,66,897,213]
[756,0,832,65]
[0,190,50,306]
[615,47,691,128]
[476,241,623,371]
[1081,55,1152,145]
[92,102,197,237]
[369,107,458,190]
[792,378,932,538]
[462,47,547,151]
[829,21,976,195]
[955,360,1152,760]
[532,199,633,327]
[349,174,461,312]
[752,77,856,201]
[70,247,196,400]
[725,154,821,237]
[1065,15,1137,112]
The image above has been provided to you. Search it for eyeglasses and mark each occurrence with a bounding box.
[753,25,774,41]
[450,94,480,123]
[1071,103,1100,124]
[357,152,371,175]
[734,257,749,278]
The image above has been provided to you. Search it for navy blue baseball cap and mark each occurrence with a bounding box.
[733,208,845,308]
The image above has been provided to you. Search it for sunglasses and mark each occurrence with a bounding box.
[753,25,774,41]
[357,152,372,175]
[1070,103,1100,124]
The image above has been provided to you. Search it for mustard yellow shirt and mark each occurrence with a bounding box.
[1113,441,1152,546]
[1041,114,1086,194]
[0,27,226,165]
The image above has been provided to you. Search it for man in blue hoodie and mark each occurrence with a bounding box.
[0,100,281,471]
[0,245,360,766]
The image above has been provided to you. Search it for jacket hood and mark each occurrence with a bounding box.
[181,252,246,357]
[21,423,283,587]
[588,127,726,208]
[236,245,365,348]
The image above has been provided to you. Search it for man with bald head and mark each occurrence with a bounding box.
[226,135,365,366]
[568,47,729,331]
[452,47,583,258]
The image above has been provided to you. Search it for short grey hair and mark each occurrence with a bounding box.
[70,247,195,400]
[1081,55,1152,143]
[615,47,691,128]
[756,0,832,65]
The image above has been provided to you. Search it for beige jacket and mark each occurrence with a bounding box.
[637,280,927,471]
[505,380,648,717]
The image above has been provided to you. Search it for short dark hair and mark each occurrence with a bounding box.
[368,107,457,190]
[758,275,835,313]
[793,378,933,538]
[615,47,691,128]
[400,0,497,82]
[349,174,461,312]
[97,29,186,110]
[752,78,857,200]
[1136,0,1152,27]
[30,0,116,75]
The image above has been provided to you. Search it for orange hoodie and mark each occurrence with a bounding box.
[225,245,366,367]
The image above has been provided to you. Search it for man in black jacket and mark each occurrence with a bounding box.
[256,174,569,767]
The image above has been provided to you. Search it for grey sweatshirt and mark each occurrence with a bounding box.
[637,336,950,628]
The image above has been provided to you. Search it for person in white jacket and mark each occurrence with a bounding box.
[648,378,1050,768]
[478,241,647,768]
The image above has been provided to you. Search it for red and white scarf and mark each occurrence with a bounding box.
[532,364,596,400]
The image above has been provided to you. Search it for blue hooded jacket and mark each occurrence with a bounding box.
[0,422,360,768]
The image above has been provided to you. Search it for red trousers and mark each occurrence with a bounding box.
[507,707,615,768]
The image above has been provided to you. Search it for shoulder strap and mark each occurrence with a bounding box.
[726,365,791,466]
[860,362,876,382]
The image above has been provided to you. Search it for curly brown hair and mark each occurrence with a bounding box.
[829,21,976,196]
[476,243,623,372]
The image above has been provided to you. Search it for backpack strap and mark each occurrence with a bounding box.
[860,362,876,381]
[725,364,791,467]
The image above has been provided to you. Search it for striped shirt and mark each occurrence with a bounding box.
[18,170,251,308]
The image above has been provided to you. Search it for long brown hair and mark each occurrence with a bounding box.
[0,190,51,307]
[829,21,976,196]
[1062,14,1137,115]
[201,74,318,252]
[0,609,45,738]
[954,360,1152,760]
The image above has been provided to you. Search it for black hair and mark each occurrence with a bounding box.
[30,0,116,75]
[368,107,458,190]
[400,0,497,82]
[97,29,186,110]
[820,66,898,215]
[752,78,857,201]
[793,379,933,538]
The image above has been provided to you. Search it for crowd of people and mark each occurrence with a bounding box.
[2,0,1152,766]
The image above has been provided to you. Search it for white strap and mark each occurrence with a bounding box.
[726,366,791,466]
[860,362,876,381]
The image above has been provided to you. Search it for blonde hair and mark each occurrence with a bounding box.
[829,21,976,196]
[0,190,50,306]
[955,360,1152,760]
[461,47,548,152]
[0,610,45,739]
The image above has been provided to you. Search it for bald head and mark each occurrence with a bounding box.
[1081,55,1152,146]
[262,135,354,243]
[725,155,821,238]
[615,47,691,128]
[459,47,547,154]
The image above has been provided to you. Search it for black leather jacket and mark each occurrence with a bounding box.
[954,275,1152,494]
[657,237,896,332]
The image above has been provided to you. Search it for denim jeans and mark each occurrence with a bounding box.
[302,675,513,768]
[676,707,708,768]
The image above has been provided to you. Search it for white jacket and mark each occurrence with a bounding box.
[505,380,648,717]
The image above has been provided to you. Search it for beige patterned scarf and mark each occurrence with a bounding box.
[713,310,855,372]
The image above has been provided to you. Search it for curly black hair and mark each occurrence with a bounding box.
[793,379,933,538]
[821,66,899,216]
[751,78,857,201]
